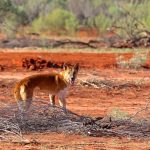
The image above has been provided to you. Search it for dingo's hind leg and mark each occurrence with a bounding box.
[17,100,25,113]
[25,98,32,112]
[20,85,33,112]
[14,85,25,113]
[17,97,32,115]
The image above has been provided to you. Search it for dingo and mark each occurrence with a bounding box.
[14,63,79,113]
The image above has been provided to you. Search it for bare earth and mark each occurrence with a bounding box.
[0,51,150,150]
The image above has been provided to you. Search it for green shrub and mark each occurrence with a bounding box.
[1,13,19,38]
[0,0,14,23]
[0,0,28,37]
[65,16,79,35]
[94,14,112,33]
[31,17,45,33]
[31,8,79,35]
[0,0,12,14]
[49,0,68,9]
[1,0,150,37]
[14,5,28,25]
[114,1,150,39]
[141,1,150,29]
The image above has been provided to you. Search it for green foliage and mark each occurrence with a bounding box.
[108,5,119,17]
[31,8,79,35]
[92,0,100,8]
[22,0,50,23]
[0,0,13,22]
[15,6,28,25]
[141,1,150,29]
[94,14,112,33]
[2,13,19,38]
[49,0,68,9]
[0,0,12,13]
[0,0,22,37]
[65,15,79,35]
[30,17,45,33]
[114,1,150,39]
[1,0,150,36]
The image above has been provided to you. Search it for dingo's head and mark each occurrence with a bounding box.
[61,63,79,85]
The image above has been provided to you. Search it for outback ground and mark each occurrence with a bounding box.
[0,50,150,150]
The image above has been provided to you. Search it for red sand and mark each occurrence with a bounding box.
[0,51,150,150]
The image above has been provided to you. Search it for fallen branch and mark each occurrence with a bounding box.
[129,99,150,120]
[0,38,98,49]
[78,78,100,89]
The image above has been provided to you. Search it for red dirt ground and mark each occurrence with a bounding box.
[0,51,150,150]
[0,51,137,70]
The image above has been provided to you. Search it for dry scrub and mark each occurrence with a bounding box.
[78,77,141,90]
[0,99,150,143]
[0,77,150,143]
[116,53,149,69]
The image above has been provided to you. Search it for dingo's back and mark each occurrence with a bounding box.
[14,63,79,113]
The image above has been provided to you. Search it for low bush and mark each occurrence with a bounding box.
[31,8,79,35]
[94,14,112,33]
[116,52,149,69]
[1,14,19,38]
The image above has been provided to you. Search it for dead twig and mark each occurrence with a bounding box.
[128,99,150,120]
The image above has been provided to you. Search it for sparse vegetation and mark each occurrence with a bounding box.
[31,8,79,35]
[0,1,150,149]
[0,101,150,142]
[0,0,150,37]
[116,52,149,69]
[109,108,130,120]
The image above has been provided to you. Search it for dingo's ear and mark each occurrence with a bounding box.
[74,63,79,72]
[63,63,68,70]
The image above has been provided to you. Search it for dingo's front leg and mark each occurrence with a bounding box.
[49,94,55,106]
[59,97,66,111]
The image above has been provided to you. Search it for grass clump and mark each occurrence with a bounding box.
[116,52,149,69]
[109,108,130,120]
